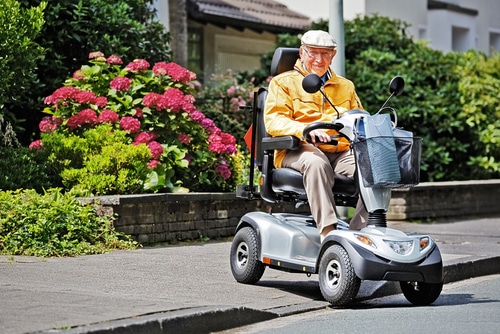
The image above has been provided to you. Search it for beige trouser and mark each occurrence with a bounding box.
[281,143,368,233]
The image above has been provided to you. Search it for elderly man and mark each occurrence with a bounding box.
[264,30,368,241]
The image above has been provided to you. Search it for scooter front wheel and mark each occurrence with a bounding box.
[230,226,265,284]
[318,244,360,306]
[400,280,443,306]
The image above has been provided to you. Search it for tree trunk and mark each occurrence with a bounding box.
[168,0,188,67]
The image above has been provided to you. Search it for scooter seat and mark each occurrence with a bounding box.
[272,167,357,196]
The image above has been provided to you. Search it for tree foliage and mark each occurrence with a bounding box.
[0,0,45,127]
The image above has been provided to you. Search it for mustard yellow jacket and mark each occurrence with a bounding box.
[264,59,363,168]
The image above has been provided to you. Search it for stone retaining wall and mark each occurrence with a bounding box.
[87,180,500,244]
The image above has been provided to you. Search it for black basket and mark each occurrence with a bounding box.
[353,136,422,188]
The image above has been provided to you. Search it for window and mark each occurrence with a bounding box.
[452,26,471,52]
[490,30,500,54]
[187,28,203,80]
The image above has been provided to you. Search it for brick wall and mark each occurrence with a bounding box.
[85,180,500,244]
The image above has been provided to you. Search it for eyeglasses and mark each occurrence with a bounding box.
[302,47,334,59]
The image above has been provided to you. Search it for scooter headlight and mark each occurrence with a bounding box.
[384,240,413,255]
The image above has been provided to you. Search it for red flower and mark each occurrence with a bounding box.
[159,88,185,112]
[119,116,141,133]
[93,96,108,108]
[125,59,150,72]
[88,51,104,59]
[147,160,161,169]
[178,133,191,145]
[73,70,84,80]
[107,55,123,65]
[215,162,231,180]
[143,92,162,108]
[133,131,156,144]
[98,109,119,124]
[147,141,164,160]
[133,107,143,118]
[110,76,131,91]
[153,62,196,84]
[66,109,98,129]
[74,91,96,104]
[39,116,62,133]
[29,139,43,151]
[44,87,80,105]
[190,110,205,122]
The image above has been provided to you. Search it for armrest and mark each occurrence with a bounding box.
[261,136,300,151]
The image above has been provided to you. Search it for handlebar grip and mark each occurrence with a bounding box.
[303,122,344,143]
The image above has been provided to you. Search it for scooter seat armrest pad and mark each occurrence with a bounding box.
[262,136,299,151]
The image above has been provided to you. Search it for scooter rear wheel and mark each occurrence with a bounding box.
[318,244,360,306]
[230,226,265,284]
[400,280,443,305]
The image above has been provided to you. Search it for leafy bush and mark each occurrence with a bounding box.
[0,188,137,256]
[32,53,242,194]
[0,0,45,129]
[9,0,171,145]
[308,16,500,181]
[40,124,151,196]
[0,147,55,192]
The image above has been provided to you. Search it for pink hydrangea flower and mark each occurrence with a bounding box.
[152,62,196,83]
[158,88,185,112]
[88,51,104,59]
[142,92,162,108]
[147,141,164,160]
[93,96,108,108]
[74,91,97,104]
[29,139,43,151]
[44,87,81,105]
[215,162,231,180]
[39,116,62,133]
[73,70,84,80]
[66,109,98,129]
[189,110,205,123]
[133,131,156,145]
[133,107,143,118]
[119,116,141,133]
[178,133,191,145]
[147,160,161,169]
[110,76,131,91]
[107,55,123,65]
[125,59,150,72]
[98,109,119,124]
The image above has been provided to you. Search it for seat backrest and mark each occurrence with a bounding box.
[253,48,299,169]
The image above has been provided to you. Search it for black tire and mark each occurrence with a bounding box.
[230,226,265,284]
[400,280,443,306]
[318,244,360,306]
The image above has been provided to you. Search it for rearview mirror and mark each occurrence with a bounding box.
[302,73,322,93]
[389,76,405,96]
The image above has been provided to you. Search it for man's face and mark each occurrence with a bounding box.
[300,46,336,77]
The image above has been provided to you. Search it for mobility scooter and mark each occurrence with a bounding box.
[230,47,443,306]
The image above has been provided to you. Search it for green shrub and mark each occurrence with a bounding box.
[0,147,56,192]
[33,53,242,194]
[40,124,152,196]
[0,0,45,130]
[0,188,137,256]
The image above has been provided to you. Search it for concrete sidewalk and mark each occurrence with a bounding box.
[0,217,499,334]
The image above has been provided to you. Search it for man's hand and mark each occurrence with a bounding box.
[308,129,332,145]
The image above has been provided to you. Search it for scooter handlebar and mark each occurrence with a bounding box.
[303,122,344,145]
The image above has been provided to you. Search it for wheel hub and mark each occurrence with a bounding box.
[236,241,249,269]
[326,259,342,290]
